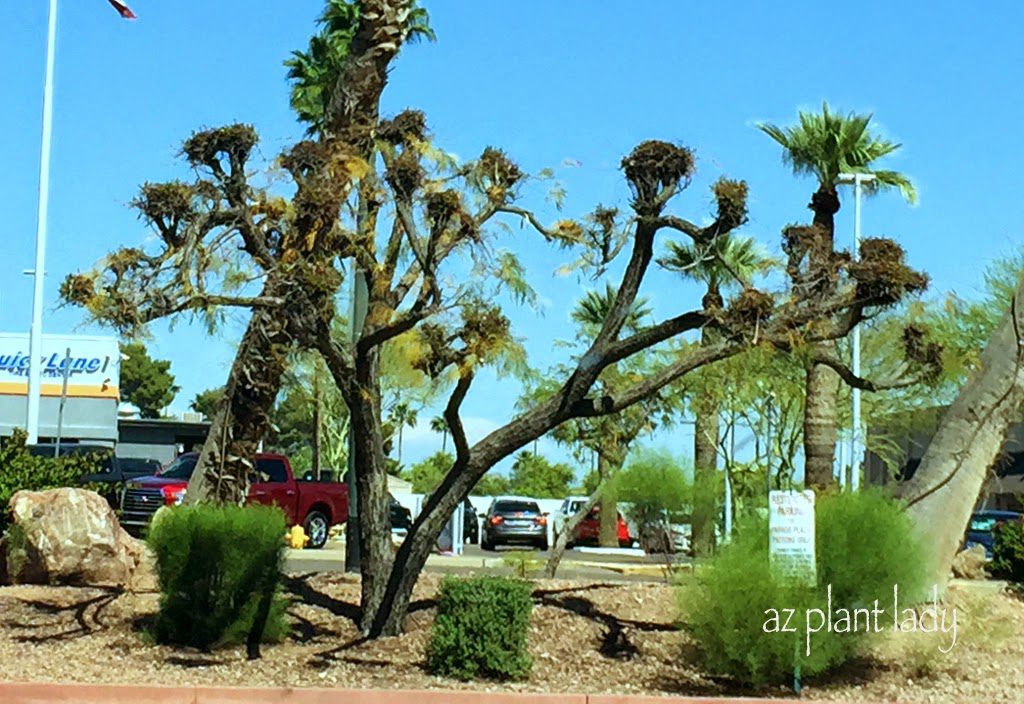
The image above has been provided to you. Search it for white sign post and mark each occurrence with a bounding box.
[768,490,817,587]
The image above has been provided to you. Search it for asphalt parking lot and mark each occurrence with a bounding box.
[284,541,690,581]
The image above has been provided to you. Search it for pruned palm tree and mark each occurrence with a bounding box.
[430,414,449,454]
[286,0,435,134]
[659,234,771,556]
[758,103,916,490]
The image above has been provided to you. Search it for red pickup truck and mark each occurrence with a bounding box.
[120,452,348,549]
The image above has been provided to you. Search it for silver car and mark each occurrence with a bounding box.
[480,498,548,551]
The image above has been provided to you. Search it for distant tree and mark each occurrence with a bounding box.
[615,449,691,552]
[430,415,449,453]
[389,401,419,465]
[473,473,511,497]
[119,342,179,418]
[190,387,224,422]
[507,451,574,499]
[403,451,452,493]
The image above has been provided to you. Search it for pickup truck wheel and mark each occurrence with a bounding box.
[304,510,329,549]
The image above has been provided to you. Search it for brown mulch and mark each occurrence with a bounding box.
[0,574,1021,702]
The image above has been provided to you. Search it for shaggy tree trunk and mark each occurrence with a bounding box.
[350,349,396,632]
[545,491,603,578]
[691,387,720,557]
[185,284,290,505]
[801,187,842,491]
[899,279,1024,588]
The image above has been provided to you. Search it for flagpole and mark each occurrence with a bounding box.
[27,0,59,444]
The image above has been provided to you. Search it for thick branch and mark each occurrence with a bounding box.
[444,372,474,463]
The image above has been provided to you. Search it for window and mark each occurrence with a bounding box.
[493,500,540,514]
[255,458,288,483]
[159,454,198,479]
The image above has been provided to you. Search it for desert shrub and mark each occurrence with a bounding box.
[147,503,287,655]
[426,576,533,681]
[680,490,927,687]
[990,519,1024,583]
[0,429,103,530]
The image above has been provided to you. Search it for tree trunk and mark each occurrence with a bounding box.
[185,287,290,505]
[350,348,395,632]
[545,490,603,578]
[803,359,840,491]
[598,452,619,547]
[691,385,720,557]
[801,186,842,492]
[899,279,1024,589]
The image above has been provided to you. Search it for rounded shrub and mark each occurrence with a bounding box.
[426,576,533,681]
[680,489,927,687]
[147,503,287,655]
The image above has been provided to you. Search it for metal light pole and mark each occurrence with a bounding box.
[26,0,59,444]
[345,268,368,573]
[837,172,876,492]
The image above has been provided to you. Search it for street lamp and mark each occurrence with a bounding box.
[837,172,876,492]
[25,0,60,444]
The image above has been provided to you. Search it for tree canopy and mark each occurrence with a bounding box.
[119,342,179,418]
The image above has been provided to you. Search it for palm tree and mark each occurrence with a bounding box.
[430,414,449,454]
[390,402,419,466]
[569,286,653,547]
[659,234,771,556]
[758,103,916,490]
[286,0,435,134]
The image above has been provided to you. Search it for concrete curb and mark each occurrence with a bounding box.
[0,682,824,703]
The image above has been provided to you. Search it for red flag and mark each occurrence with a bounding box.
[107,0,137,19]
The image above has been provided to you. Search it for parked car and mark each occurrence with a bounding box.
[389,493,412,531]
[570,506,632,548]
[480,497,548,551]
[120,452,349,548]
[964,509,1022,558]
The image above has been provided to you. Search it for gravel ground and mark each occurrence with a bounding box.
[0,574,1020,701]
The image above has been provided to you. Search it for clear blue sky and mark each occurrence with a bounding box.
[2,1,1022,474]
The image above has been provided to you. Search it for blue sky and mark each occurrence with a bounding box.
[2,1,1022,475]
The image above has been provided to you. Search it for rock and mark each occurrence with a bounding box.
[5,487,145,588]
[951,544,988,580]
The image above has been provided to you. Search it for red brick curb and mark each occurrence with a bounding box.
[0,682,827,704]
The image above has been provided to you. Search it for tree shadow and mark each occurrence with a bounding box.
[282,574,360,624]
[533,587,677,661]
[163,655,231,668]
[6,589,122,643]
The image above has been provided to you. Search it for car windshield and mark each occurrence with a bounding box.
[493,500,540,514]
[159,455,198,479]
[969,517,998,532]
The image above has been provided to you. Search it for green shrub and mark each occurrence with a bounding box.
[147,503,287,655]
[680,490,927,687]
[991,519,1024,583]
[0,430,103,530]
[427,576,533,681]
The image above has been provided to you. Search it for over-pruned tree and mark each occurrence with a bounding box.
[62,3,930,637]
[659,234,771,555]
[119,342,180,418]
[758,103,918,490]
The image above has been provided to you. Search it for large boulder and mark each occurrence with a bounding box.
[5,487,144,588]
[951,544,988,580]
